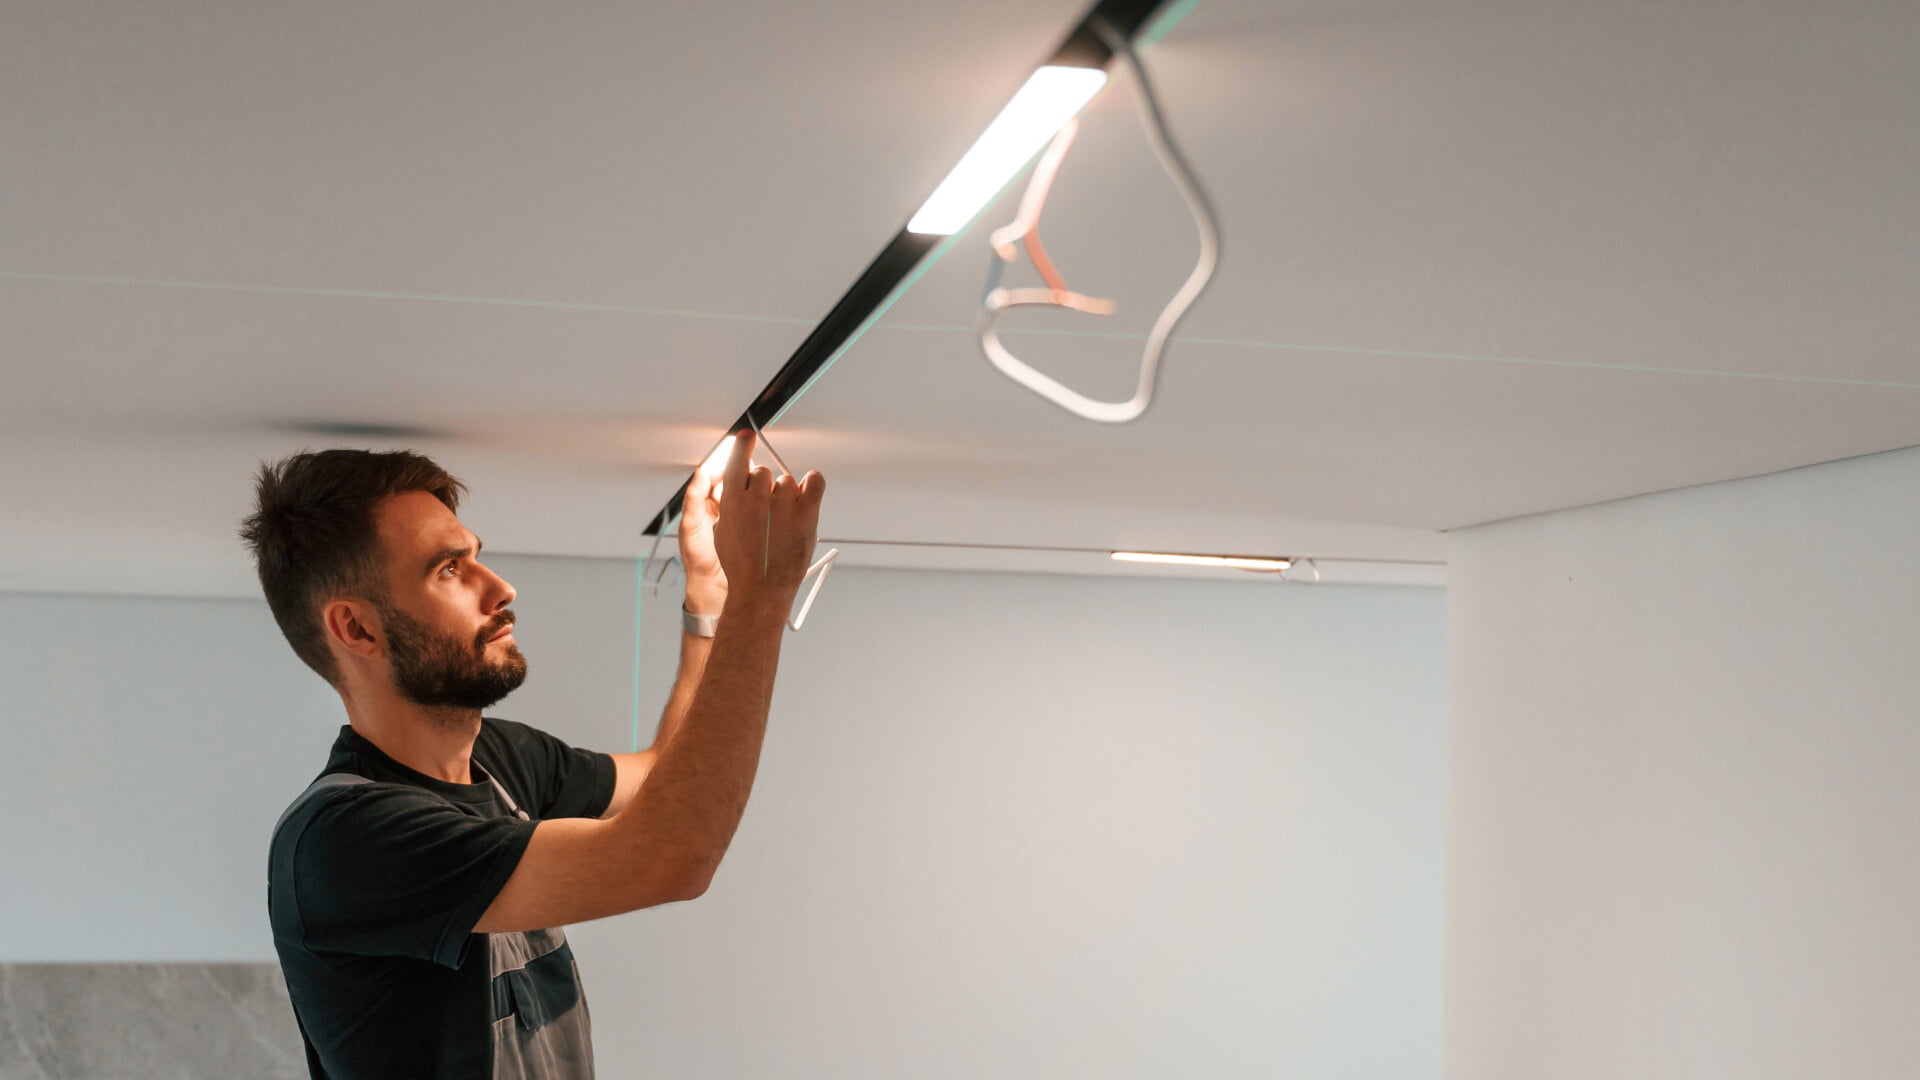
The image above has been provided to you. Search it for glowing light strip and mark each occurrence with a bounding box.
[907,65,1110,236]
[1111,551,1292,571]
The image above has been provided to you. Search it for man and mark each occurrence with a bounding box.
[242,431,823,1078]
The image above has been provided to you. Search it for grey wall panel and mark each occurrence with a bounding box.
[0,964,303,1080]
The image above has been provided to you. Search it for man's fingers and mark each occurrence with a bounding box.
[768,470,820,512]
[797,471,825,535]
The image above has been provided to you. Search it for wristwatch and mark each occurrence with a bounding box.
[681,604,719,638]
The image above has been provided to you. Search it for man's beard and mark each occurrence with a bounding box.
[377,599,527,713]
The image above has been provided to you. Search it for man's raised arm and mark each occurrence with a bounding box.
[474,430,824,932]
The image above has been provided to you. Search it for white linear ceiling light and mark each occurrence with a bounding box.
[1110,552,1293,572]
[907,65,1110,236]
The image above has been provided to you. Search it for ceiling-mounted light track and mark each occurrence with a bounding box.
[642,0,1196,540]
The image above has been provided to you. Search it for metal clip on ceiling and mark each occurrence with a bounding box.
[644,420,839,632]
[979,16,1221,425]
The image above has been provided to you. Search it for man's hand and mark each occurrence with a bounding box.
[712,429,825,605]
[679,467,728,614]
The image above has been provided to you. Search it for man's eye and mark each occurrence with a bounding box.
[441,562,458,576]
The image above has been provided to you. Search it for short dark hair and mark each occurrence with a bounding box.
[238,449,467,687]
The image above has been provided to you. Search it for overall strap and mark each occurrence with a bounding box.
[478,765,531,821]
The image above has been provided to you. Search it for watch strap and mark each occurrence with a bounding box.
[681,604,719,638]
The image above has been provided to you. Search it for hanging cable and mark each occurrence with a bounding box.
[982,118,1118,318]
[978,16,1221,424]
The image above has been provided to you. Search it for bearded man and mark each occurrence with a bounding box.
[243,433,821,1078]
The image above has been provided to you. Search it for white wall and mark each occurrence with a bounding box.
[1444,446,1920,1080]
[0,554,637,964]
[2,563,1446,1078]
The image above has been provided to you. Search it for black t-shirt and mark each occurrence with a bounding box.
[269,718,616,1079]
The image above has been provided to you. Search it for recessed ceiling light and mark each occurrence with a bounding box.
[1110,551,1292,572]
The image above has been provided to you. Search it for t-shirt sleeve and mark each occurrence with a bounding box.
[289,786,536,969]
[484,717,617,820]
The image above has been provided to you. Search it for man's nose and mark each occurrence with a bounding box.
[481,563,515,608]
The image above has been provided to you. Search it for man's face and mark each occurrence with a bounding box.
[369,491,526,712]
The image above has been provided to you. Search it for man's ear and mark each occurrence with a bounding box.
[322,598,383,662]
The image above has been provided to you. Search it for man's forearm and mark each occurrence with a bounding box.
[652,581,726,749]
[611,589,792,890]
[653,621,713,752]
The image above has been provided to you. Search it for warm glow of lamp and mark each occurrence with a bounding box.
[1111,551,1292,572]
[700,436,736,480]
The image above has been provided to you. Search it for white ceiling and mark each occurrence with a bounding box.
[4,0,1917,597]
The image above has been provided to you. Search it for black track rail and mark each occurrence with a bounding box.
[641,0,1177,537]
